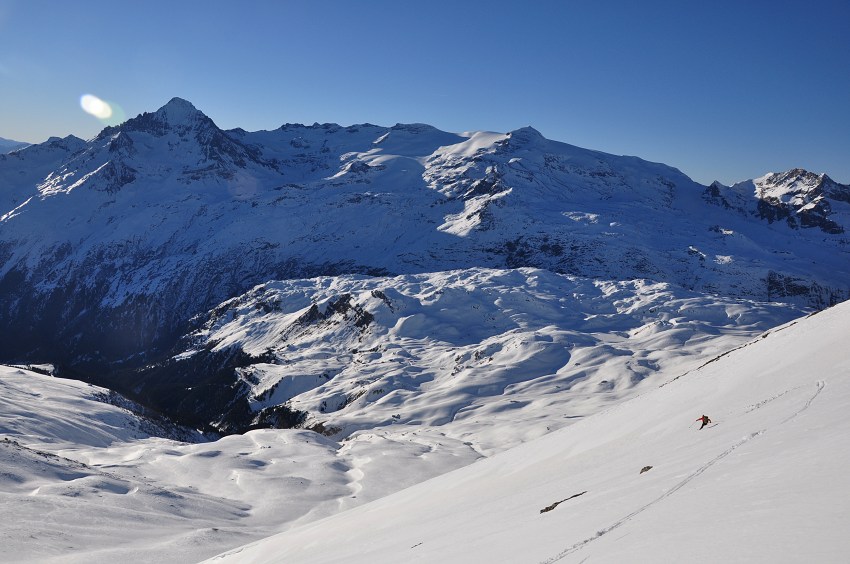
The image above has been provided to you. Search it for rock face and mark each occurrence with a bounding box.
[706,169,850,235]
[750,169,847,234]
[0,98,848,427]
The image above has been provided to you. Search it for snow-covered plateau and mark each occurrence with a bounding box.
[1,97,849,562]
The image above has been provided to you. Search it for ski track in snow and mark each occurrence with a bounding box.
[540,380,826,563]
[780,380,824,424]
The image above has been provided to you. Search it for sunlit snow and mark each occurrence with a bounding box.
[207,301,850,564]
[1,275,835,563]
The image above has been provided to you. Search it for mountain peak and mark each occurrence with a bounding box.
[152,97,206,126]
[764,168,822,184]
[509,126,544,139]
[44,135,86,151]
[757,168,826,195]
[105,97,217,139]
[503,126,546,149]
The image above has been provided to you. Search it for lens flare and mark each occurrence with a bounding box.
[80,94,113,119]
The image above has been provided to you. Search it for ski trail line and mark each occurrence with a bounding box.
[781,380,824,425]
[539,380,825,563]
[539,430,764,563]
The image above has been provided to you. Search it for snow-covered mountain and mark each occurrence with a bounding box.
[3,98,848,561]
[1,97,848,430]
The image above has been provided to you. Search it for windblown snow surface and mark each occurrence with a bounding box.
[205,299,850,563]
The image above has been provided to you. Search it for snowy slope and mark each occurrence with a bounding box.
[0,365,481,564]
[0,273,810,563]
[0,364,202,448]
[0,436,255,564]
[0,424,481,564]
[206,298,850,564]
[0,135,85,214]
[0,366,256,563]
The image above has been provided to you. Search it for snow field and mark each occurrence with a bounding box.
[194,269,802,455]
[0,368,479,563]
[0,268,826,563]
[207,302,850,563]
[0,280,840,563]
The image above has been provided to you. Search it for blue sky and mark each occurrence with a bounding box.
[1,0,848,185]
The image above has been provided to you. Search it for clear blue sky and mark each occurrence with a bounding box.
[1,0,848,185]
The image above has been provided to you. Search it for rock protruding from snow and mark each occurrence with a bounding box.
[706,168,850,235]
[752,168,847,234]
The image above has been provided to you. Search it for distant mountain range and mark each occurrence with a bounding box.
[0,136,29,154]
[0,98,847,430]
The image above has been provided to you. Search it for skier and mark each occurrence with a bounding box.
[696,414,711,430]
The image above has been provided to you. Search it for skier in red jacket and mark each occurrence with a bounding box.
[696,414,711,430]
